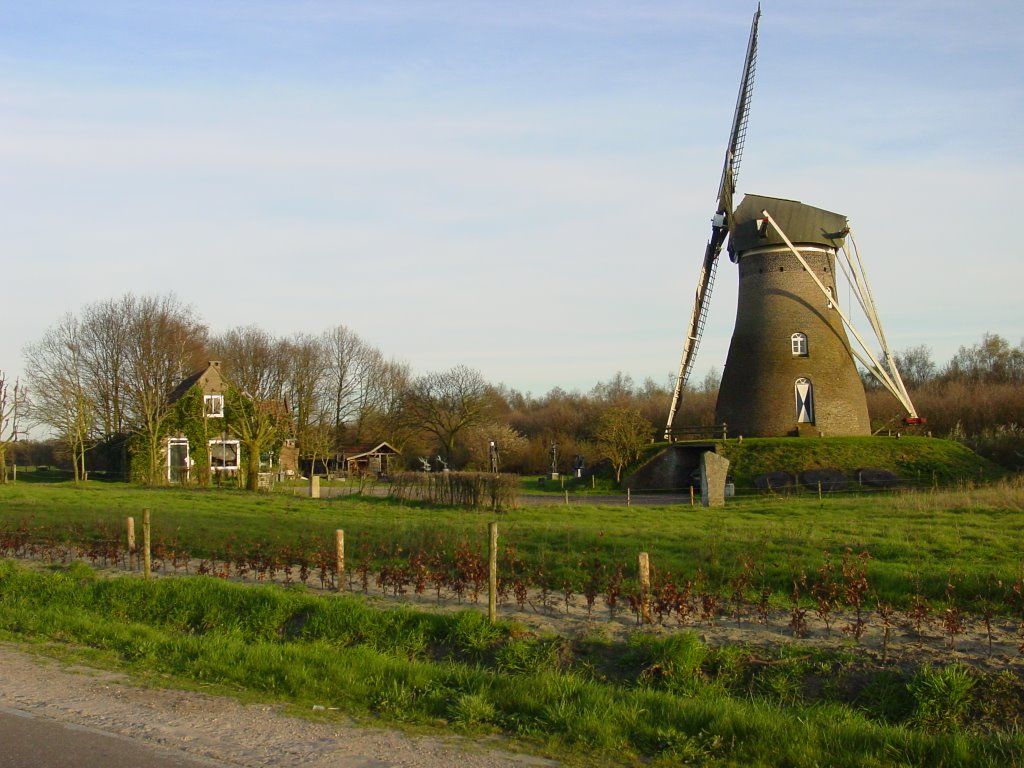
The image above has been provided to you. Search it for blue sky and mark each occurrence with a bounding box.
[2,1,1021,400]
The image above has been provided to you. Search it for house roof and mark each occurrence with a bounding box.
[168,361,226,403]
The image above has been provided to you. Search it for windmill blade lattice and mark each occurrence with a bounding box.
[664,7,761,438]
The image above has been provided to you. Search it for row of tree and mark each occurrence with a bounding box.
[2,292,1021,483]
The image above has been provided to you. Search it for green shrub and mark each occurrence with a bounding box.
[909,664,977,732]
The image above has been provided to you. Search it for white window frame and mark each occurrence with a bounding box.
[791,332,808,357]
[209,439,240,472]
[167,437,190,483]
[204,394,225,418]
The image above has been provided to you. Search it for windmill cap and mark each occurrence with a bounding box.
[730,194,849,255]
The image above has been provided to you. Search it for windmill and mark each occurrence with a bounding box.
[664,7,922,439]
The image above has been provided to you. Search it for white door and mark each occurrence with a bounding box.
[168,439,190,483]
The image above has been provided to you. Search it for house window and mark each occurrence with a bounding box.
[204,394,225,418]
[795,378,814,423]
[209,439,240,471]
[791,332,808,356]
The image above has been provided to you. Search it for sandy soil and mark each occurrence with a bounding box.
[0,644,556,768]
[368,580,1024,673]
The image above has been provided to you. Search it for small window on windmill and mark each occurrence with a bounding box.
[791,333,808,357]
[826,287,835,310]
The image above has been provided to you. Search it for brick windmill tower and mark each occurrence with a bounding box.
[664,7,922,439]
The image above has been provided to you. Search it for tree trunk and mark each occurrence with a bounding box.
[246,447,260,491]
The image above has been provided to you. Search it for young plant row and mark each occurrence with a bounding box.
[2,559,1022,766]
[3,519,1024,658]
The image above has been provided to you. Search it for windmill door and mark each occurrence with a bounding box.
[795,378,815,423]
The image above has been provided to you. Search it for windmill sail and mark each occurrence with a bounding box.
[665,7,761,438]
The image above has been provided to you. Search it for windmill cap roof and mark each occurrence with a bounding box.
[730,194,849,255]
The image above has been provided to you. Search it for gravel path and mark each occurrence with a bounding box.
[0,645,557,768]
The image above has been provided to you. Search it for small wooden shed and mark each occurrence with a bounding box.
[339,442,400,477]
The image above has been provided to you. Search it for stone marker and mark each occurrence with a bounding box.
[310,475,320,499]
[700,452,730,508]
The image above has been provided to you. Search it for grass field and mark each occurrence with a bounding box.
[2,475,1023,766]
[2,475,1023,609]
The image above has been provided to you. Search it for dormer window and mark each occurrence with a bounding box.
[791,332,808,357]
[204,394,225,418]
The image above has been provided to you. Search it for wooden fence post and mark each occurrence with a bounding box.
[638,552,651,623]
[627,488,631,507]
[126,517,135,571]
[142,508,151,580]
[488,522,498,624]
[335,529,345,592]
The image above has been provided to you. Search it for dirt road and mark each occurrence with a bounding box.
[0,645,556,768]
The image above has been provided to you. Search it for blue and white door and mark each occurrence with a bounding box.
[795,378,814,423]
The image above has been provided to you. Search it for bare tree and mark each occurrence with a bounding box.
[284,333,328,464]
[0,371,26,482]
[944,333,1024,385]
[322,326,400,445]
[593,406,653,483]
[893,345,936,388]
[79,295,136,436]
[209,326,289,401]
[322,324,363,436]
[590,371,636,406]
[121,295,208,484]
[401,365,492,466]
[359,357,413,449]
[23,314,93,480]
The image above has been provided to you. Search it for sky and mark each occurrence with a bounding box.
[2,0,1022,402]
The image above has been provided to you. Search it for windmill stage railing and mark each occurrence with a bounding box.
[662,423,729,443]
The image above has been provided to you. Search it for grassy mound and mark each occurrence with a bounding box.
[632,436,1003,490]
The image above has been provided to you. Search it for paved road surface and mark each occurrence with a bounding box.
[0,706,218,768]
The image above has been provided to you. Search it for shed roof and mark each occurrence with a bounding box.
[730,194,848,256]
[341,442,400,460]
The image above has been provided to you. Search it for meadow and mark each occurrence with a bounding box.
[2,475,1023,610]
[2,476,1024,766]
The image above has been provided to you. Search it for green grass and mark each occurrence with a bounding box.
[2,478,1024,610]
[716,436,1004,488]
[626,436,1003,491]
[1,560,1021,767]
